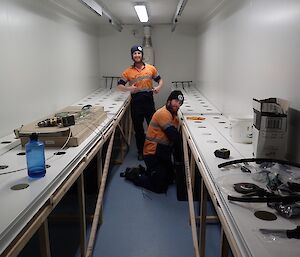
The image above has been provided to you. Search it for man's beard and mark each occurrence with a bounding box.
[166,102,178,115]
[133,56,143,63]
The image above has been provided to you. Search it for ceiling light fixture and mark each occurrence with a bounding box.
[134,4,149,23]
[80,0,103,16]
[171,0,188,32]
[80,0,123,32]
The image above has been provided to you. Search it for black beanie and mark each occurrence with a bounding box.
[167,90,184,105]
[130,45,143,58]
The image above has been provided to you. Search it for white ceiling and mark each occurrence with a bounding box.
[98,0,224,25]
[52,0,224,27]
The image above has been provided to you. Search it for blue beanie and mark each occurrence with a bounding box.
[130,45,143,58]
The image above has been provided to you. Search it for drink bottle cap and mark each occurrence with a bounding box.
[30,133,38,141]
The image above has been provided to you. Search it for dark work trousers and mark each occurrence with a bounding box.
[130,92,155,155]
[133,154,174,193]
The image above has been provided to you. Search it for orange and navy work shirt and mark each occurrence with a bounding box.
[118,63,161,93]
[143,106,179,156]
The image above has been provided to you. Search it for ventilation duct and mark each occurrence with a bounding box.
[142,26,154,65]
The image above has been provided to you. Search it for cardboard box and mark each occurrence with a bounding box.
[253,98,289,114]
[253,98,289,159]
[18,106,107,147]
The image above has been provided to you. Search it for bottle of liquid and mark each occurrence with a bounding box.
[25,133,46,178]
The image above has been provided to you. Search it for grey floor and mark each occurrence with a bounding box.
[19,140,221,257]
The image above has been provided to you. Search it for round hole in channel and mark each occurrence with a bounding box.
[207,140,218,143]
[254,210,277,221]
[17,152,26,156]
[198,126,207,128]
[46,164,51,169]
[202,132,212,135]
[11,183,29,191]
[54,151,66,155]
[1,141,12,144]
[0,165,9,170]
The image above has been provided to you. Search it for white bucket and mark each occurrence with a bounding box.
[229,116,253,144]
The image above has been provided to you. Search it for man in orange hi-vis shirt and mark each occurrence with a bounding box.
[117,45,163,161]
[122,90,184,194]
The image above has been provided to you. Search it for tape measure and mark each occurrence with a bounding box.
[214,148,230,159]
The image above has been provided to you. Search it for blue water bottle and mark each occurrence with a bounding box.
[25,133,46,178]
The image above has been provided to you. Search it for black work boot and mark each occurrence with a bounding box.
[120,167,141,182]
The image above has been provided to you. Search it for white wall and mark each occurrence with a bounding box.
[99,24,197,107]
[0,0,101,138]
[196,0,300,115]
[0,0,197,138]
[196,0,300,161]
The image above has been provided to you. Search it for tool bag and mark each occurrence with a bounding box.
[120,165,147,181]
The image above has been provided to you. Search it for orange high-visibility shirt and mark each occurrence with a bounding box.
[143,106,179,155]
[121,63,160,93]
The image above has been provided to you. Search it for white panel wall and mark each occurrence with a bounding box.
[196,0,300,161]
[99,24,197,107]
[0,0,100,138]
[197,0,300,114]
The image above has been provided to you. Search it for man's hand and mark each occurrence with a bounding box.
[153,86,161,94]
[129,85,138,93]
[153,78,163,94]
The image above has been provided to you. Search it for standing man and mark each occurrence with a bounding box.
[121,90,184,194]
[117,45,163,161]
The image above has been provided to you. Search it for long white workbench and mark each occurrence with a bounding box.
[180,86,300,257]
[0,88,130,257]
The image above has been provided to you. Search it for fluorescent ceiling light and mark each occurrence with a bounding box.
[80,0,123,31]
[80,0,103,16]
[176,0,188,16]
[134,5,149,23]
[172,0,188,32]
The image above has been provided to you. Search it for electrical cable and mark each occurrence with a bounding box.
[228,194,300,203]
[0,142,22,158]
[218,158,300,169]
[0,167,27,176]
[141,188,152,200]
